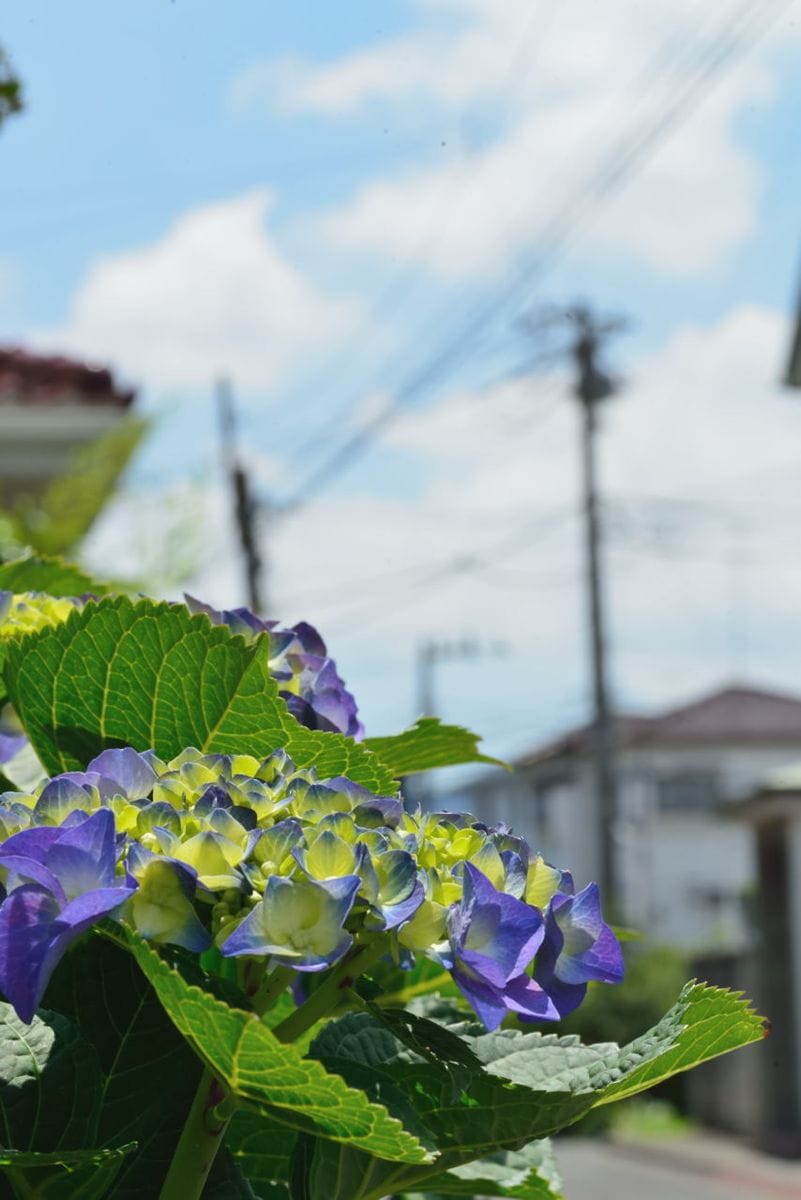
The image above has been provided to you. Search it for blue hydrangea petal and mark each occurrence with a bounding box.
[45,809,117,898]
[127,858,211,952]
[86,749,158,800]
[0,854,65,902]
[503,973,560,1022]
[0,879,136,1024]
[450,964,509,1032]
[221,874,359,970]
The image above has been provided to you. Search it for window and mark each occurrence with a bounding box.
[656,770,720,813]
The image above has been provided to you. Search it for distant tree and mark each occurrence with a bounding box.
[7,417,149,558]
[0,46,23,129]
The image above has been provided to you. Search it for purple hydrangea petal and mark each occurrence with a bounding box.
[0,855,66,902]
[459,863,545,978]
[86,748,158,800]
[503,973,560,1022]
[33,777,96,825]
[552,885,624,986]
[45,809,117,897]
[0,884,63,1023]
[0,877,136,1024]
[0,731,26,766]
[451,964,509,1032]
[221,874,360,971]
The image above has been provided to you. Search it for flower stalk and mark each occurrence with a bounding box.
[272,937,388,1043]
[158,1068,233,1200]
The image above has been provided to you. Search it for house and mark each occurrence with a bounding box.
[738,766,801,1154]
[450,684,801,952]
[0,346,135,507]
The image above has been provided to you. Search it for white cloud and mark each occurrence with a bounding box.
[32,190,360,393]
[311,63,768,279]
[229,0,792,279]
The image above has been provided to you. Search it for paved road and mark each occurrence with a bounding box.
[555,1139,801,1200]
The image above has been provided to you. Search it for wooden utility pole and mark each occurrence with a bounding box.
[216,377,265,614]
[411,637,505,810]
[570,305,625,906]
[519,302,625,903]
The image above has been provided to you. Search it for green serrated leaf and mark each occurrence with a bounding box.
[121,930,432,1166]
[412,1139,563,1199]
[2,596,396,792]
[364,717,507,776]
[226,1110,295,1197]
[0,1002,103,1152]
[295,982,766,1200]
[0,554,109,598]
[0,1145,134,1200]
[44,935,204,1199]
[594,981,767,1105]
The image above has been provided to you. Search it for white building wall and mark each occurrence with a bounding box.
[455,738,801,951]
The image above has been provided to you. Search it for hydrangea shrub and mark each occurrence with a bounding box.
[0,554,767,1200]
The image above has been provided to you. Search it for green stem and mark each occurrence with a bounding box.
[253,964,296,1016]
[272,938,388,1043]
[159,1067,233,1200]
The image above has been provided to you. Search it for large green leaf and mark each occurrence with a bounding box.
[364,717,506,776]
[293,982,765,1200]
[121,930,432,1166]
[404,1140,563,1199]
[226,1111,294,1199]
[13,416,148,559]
[0,555,110,598]
[2,596,396,791]
[44,935,204,1199]
[0,1003,102,1152]
[0,1002,130,1199]
[0,1146,133,1200]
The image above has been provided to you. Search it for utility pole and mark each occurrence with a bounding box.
[216,376,265,614]
[520,303,626,905]
[784,261,801,387]
[410,637,505,809]
[571,305,626,907]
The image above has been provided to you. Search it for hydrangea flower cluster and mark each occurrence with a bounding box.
[0,589,82,642]
[185,596,363,739]
[0,591,85,766]
[0,747,622,1028]
[0,590,362,759]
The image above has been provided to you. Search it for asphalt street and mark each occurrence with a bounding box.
[555,1138,801,1200]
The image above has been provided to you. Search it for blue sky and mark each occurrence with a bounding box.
[3,0,801,772]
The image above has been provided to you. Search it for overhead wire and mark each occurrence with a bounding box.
[308,505,577,633]
[278,0,789,512]
[273,0,560,462]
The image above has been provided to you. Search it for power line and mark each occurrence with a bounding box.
[275,0,559,463]
[279,0,787,511]
[313,506,577,634]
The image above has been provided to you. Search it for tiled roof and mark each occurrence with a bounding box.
[518,685,801,766]
[0,347,135,408]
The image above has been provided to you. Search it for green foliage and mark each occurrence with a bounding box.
[2,596,398,789]
[0,1147,133,1200]
[226,1111,295,1198]
[120,930,432,1165]
[404,1139,563,1198]
[0,554,109,599]
[0,1000,133,1198]
[364,717,506,776]
[10,418,147,559]
[281,980,765,1200]
[44,936,204,1198]
[0,47,23,128]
